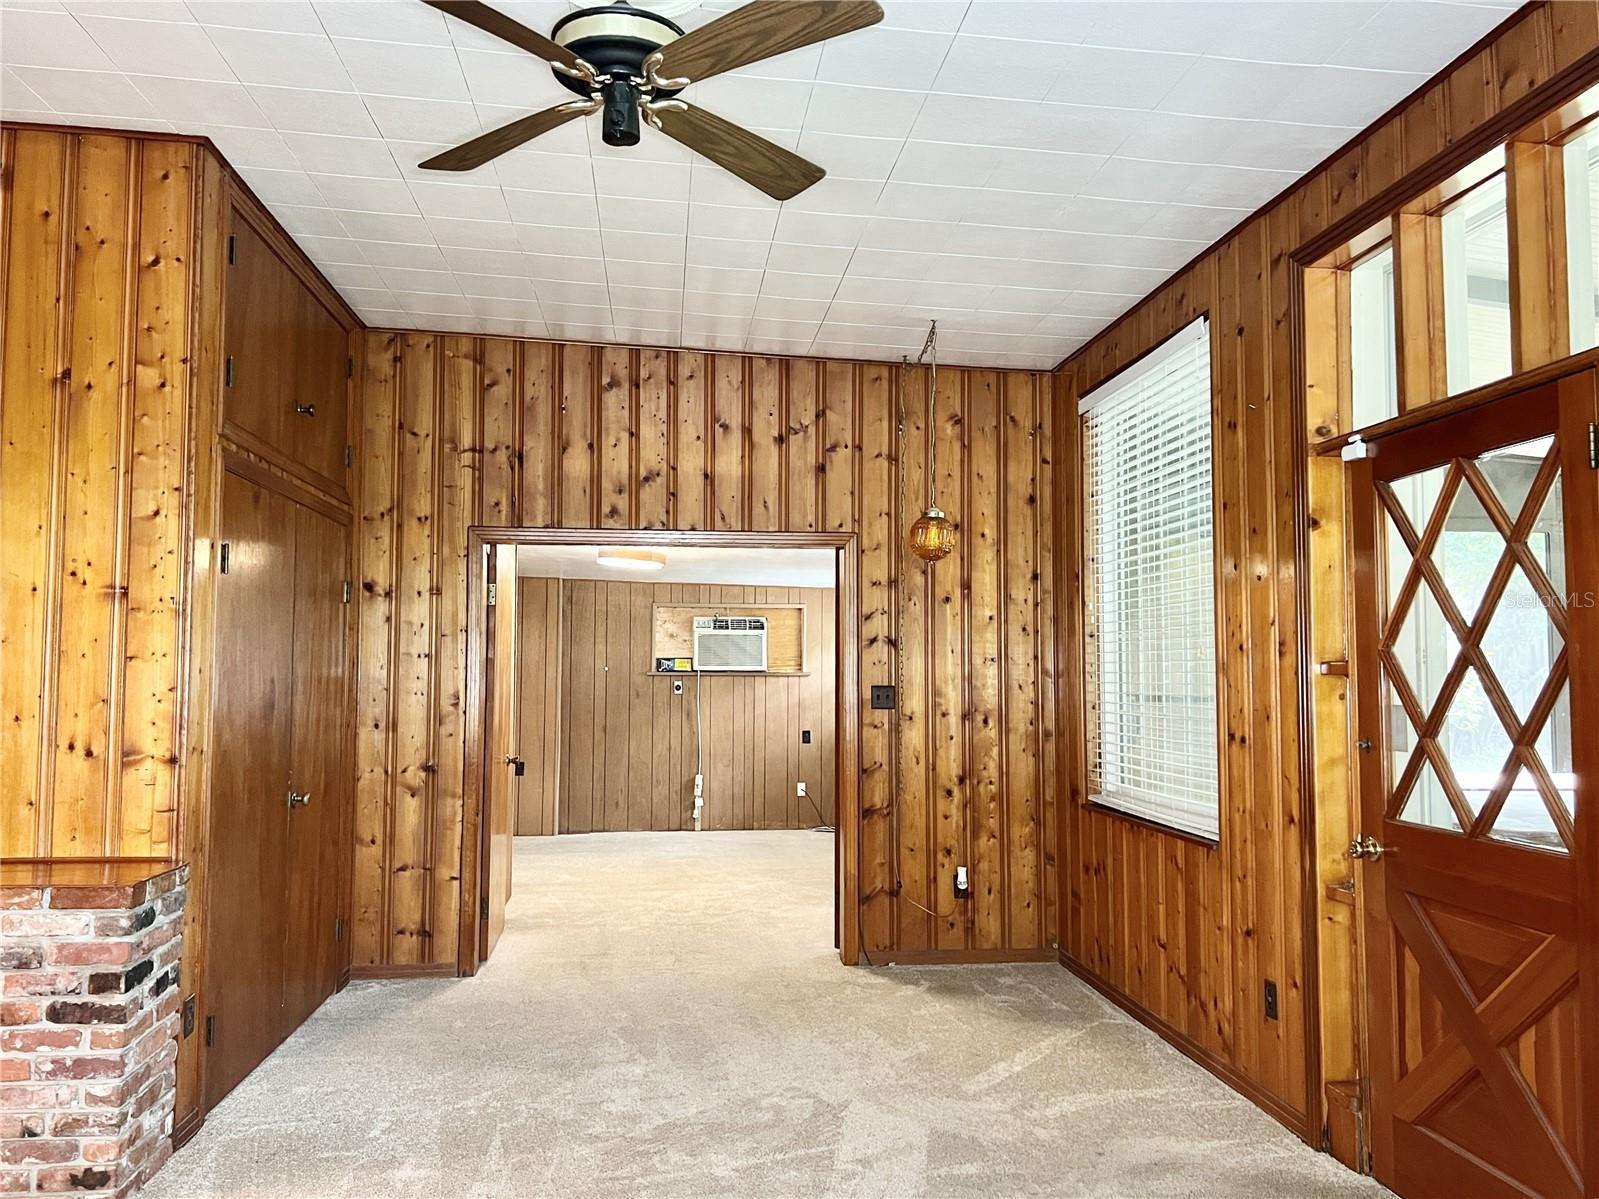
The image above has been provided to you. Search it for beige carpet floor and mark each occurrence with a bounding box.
[148,831,1388,1199]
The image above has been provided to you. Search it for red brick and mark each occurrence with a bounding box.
[5,970,85,997]
[47,942,132,968]
[0,944,44,970]
[0,1169,29,1194]
[35,1163,116,1193]
[3,1027,82,1052]
[44,999,132,1026]
[0,1001,41,1026]
[50,1111,120,1137]
[34,1055,126,1082]
[0,1114,44,1138]
[1,1136,78,1165]
[0,886,43,910]
[87,1010,151,1052]
[0,1083,76,1108]
[0,1059,28,1082]
[46,885,137,910]
[1,911,91,937]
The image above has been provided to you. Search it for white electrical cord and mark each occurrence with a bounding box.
[692,665,705,831]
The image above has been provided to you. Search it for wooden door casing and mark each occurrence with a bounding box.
[1352,375,1597,1199]
[282,504,351,1030]
[515,578,563,837]
[481,545,519,962]
[203,472,296,1109]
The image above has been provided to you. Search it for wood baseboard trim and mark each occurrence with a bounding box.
[864,946,1059,966]
[171,1107,204,1150]
[1058,951,1312,1142]
[348,962,458,980]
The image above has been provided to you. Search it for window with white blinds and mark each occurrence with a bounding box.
[1081,318,1220,841]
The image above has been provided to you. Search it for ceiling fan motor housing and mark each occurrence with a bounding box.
[552,2,685,145]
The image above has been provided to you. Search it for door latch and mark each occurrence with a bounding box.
[1348,836,1387,860]
[288,789,312,809]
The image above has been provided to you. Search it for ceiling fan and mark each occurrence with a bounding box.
[418,0,884,200]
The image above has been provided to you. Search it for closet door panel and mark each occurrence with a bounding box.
[283,504,351,1029]
[204,471,295,1109]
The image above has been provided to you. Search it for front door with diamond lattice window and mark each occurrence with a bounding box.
[1349,371,1597,1199]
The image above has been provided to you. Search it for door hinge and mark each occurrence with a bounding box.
[1589,421,1596,470]
[224,356,234,387]
[334,917,345,943]
[204,1014,215,1047]
[480,895,489,920]
[342,579,352,604]
[226,233,236,265]
[344,444,354,468]
[486,582,497,607]
[219,542,229,575]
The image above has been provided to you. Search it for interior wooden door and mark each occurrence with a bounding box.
[204,471,296,1108]
[516,578,563,837]
[1351,373,1598,1199]
[282,503,351,1030]
[481,544,520,962]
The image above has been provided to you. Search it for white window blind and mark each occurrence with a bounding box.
[1081,318,1220,841]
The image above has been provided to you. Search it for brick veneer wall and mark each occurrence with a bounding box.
[0,867,187,1198]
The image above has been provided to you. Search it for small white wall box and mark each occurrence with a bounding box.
[692,615,768,672]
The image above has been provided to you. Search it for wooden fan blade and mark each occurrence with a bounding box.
[652,0,883,85]
[419,103,592,171]
[651,103,824,201]
[424,0,583,71]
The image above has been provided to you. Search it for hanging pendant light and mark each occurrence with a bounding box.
[906,321,956,563]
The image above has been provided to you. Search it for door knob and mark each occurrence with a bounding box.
[505,756,525,777]
[288,789,312,809]
[294,403,316,416]
[1348,835,1386,860]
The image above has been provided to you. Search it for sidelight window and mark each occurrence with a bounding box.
[1441,171,1513,393]
[1564,121,1599,352]
[1081,318,1221,842]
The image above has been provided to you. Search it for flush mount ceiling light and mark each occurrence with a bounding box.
[905,321,957,564]
[596,548,668,571]
[418,0,884,200]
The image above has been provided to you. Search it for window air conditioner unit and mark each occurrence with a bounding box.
[692,615,768,672]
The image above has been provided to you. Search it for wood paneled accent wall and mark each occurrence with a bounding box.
[353,332,1058,968]
[0,127,209,860]
[1051,3,1599,1140]
[515,577,562,837]
[553,580,835,833]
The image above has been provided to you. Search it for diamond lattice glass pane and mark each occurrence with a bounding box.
[1534,679,1574,819]
[1492,764,1565,852]
[1533,469,1567,600]
[1390,464,1449,540]
[1440,666,1512,819]
[1392,580,1456,719]
[1477,436,1553,523]
[1384,509,1413,622]
[1480,563,1562,724]
[1398,755,1461,832]
[1435,479,1505,624]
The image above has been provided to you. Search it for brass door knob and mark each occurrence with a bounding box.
[1348,835,1386,860]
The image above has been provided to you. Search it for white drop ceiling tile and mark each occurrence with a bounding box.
[587,120,694,166]
[599,195,687,234]
[76,14,234,80]
[771,210,868,248]
[297,234,367,264]
[763,242,853,274]
[793,130,898,182]
[858,217,955,254]
[233,166,320,207]
[360,240,447,270]
[524,252,609,285]
[244,84,378,136]
[1052,289,1141,318]
[516,223,603,257]
[684,291,758,318]
[686,165,783,210]
[954,1,1100,43]
[407,179,509,221]
[915,92,1140,156]
[1033,312,1113,339]
[843,247,930,281]
[758,271,839,301]
[611,307,682,331]
[685,236,770,270]
[1,8,112,69]
[930,34,1078,103]
[466,295,544,320]
[606,259,684,290]
[444,0,569,51]
[504,187,600,226]
[777,176,883,213]
[1084,154,1281,209]
[683,312,753,338]
[362,95,483,145]
[830,276,915,306]
[749,315,823,339]
[979,286,1065,316]
[310,173,419,214]
[185,1,323,35]
[454,272,537,300]
[1156,55,1309,121]
[684,265,763,297]
[1124,201,1247,242]
[331,36,467,101]
[688,74,815,133]
[281,131,401,178]
[127,76,268,128]
[746,335,818,357]
[477,317,550,339]
[754,295,832,322]
[1,66,49,110]
[816,26,953,90]
[591,156,689,203]
[338,286,398,309]
[315,1,453,46]
[440,245,528,275]
[534,279,611,306]
[377,264,457,292]
[453,46,568,109]
[199,125,300,170]
[686,203,778,242]
[822,300,923,328]
[605,284,680,311]
[272,204,348,238]
[334,210,431,244]
[802,83,926,139]
[203,26,354,91]
[602,229,687,265]
[429,215,522,250]
[397,290,472,315]
[543,320,614,342]
[1272,64,1430,129]
[8,66,157,118]
[1064,263,1176,295]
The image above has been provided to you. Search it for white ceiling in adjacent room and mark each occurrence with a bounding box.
[1,0,1514,368]
[517,543,837,587]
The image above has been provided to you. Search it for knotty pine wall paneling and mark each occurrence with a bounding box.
[515,577,562,837]
[353,334,1057,968]
[1052,2,1599,1140]
[552,581,836,833]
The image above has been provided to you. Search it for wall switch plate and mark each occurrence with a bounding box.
[1264,979,1280,1021]
[801,728,812,744]
[870,684,896,710]
[673,679,684,695]
[182,995,196,1039]
[797,781,807,797]
[954,866,971,899]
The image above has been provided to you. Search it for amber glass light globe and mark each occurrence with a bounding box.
[908,506,957,562]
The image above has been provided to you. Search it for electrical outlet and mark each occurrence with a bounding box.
[1264,979,1279,1021]
[672,679,684,695]
[182,995,196,1039]
[796,781,807,797]
[954,865,971,899]
[870,684,896,710]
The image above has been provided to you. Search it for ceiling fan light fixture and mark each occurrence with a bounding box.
[596,547,668,571]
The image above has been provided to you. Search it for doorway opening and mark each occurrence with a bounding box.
[459,529,860,976]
